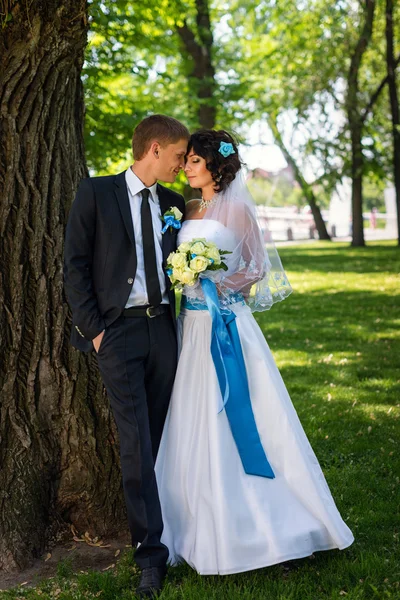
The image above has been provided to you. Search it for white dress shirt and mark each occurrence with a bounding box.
[124,168,169,307]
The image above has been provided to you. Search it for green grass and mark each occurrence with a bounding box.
[2,241,400,599]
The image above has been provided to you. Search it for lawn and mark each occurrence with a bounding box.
[2,241,399,600]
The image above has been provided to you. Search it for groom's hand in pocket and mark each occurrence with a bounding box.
[93,330,105,353]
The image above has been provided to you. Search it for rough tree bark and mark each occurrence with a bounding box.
[386,0,400,245]
[0,0,125,572]
[267,116,331,241]
[345,0,376,247]
[176,0,216,129]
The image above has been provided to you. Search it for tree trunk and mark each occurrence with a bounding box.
[346,0,376,247]
[267,117,331,240]
[350,124,365,246]
[177,0,216,129]
[0,0,125,572]
[386,0,400,245]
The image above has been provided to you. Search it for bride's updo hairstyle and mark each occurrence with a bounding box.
[187,129,242,192]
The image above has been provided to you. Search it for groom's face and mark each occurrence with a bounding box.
[155,139,188,183]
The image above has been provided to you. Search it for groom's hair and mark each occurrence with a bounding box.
[132,115,189,160]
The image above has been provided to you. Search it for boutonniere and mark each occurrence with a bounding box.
[161,206,183,234]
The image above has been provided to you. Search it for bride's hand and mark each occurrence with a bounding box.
[93,330,105,353]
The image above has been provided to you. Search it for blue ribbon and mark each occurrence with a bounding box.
[162,216,182,234]
[197,279,275,479]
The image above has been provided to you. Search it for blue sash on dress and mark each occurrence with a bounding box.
[182,279,275,479]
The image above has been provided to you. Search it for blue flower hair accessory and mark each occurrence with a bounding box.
[218,141,236,158]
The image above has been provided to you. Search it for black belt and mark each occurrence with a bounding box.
[123,305,169,318]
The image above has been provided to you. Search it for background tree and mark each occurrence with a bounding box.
[344,0,400,245]
[176,0,216,129]
[0,0,125,571]
[267,116,331,239]
[386,0,400,245]
[345,0,376,247]
[229,0,399,246]
[225,0,346,239]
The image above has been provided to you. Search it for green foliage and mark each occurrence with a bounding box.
[82,0,398,217]
[84,0,217,173]
[84,0,190,173]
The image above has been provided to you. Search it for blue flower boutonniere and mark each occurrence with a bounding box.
[161,206,183,234]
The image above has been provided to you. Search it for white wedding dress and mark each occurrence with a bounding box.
[155,219,354,575]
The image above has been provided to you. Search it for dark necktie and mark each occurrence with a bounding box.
[140,188,162,307]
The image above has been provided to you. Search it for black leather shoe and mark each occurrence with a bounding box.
[136,566,166,598]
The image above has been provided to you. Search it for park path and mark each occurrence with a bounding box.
[275,230,396,246]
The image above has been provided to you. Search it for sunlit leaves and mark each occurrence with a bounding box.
[83,0,396,191]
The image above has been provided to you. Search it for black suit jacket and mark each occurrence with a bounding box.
[64,171,186,352]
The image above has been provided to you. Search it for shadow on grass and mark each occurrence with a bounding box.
[257,288,399,352]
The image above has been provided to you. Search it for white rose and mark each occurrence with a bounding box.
[191,241,206,255]
[171,253,187,269]
[167,252,175,265]
[181,268,197,285]
[172,267,184,282]
[190,255,209,273]
[205,246,221,265]
[170,206,183,220]
[177,242,191,253]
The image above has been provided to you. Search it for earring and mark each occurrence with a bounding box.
[216,174,222,182]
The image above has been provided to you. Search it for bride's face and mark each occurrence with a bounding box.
[184,151,214,189]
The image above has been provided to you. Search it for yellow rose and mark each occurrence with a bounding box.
[190,255,209,273]
[177,241,191,253]
[171,252,187,269]
[181,268,197,285]
[191,241,206,255]
[205,246,221,265]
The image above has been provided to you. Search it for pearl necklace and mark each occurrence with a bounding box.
[198,195,218,212]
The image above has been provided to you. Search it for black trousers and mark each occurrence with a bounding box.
[96,311,177,569]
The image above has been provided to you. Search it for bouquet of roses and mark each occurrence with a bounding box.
[166,238,231,290]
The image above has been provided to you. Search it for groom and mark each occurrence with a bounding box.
[64,115,189,597]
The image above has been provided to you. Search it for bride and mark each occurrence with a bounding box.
[155,129,354,575]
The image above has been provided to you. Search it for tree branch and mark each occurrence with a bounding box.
[347,0,375,94]
[361,51,400,122]
[176,21,202,62]
[267,114,331,239]
[195,0,213,47]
